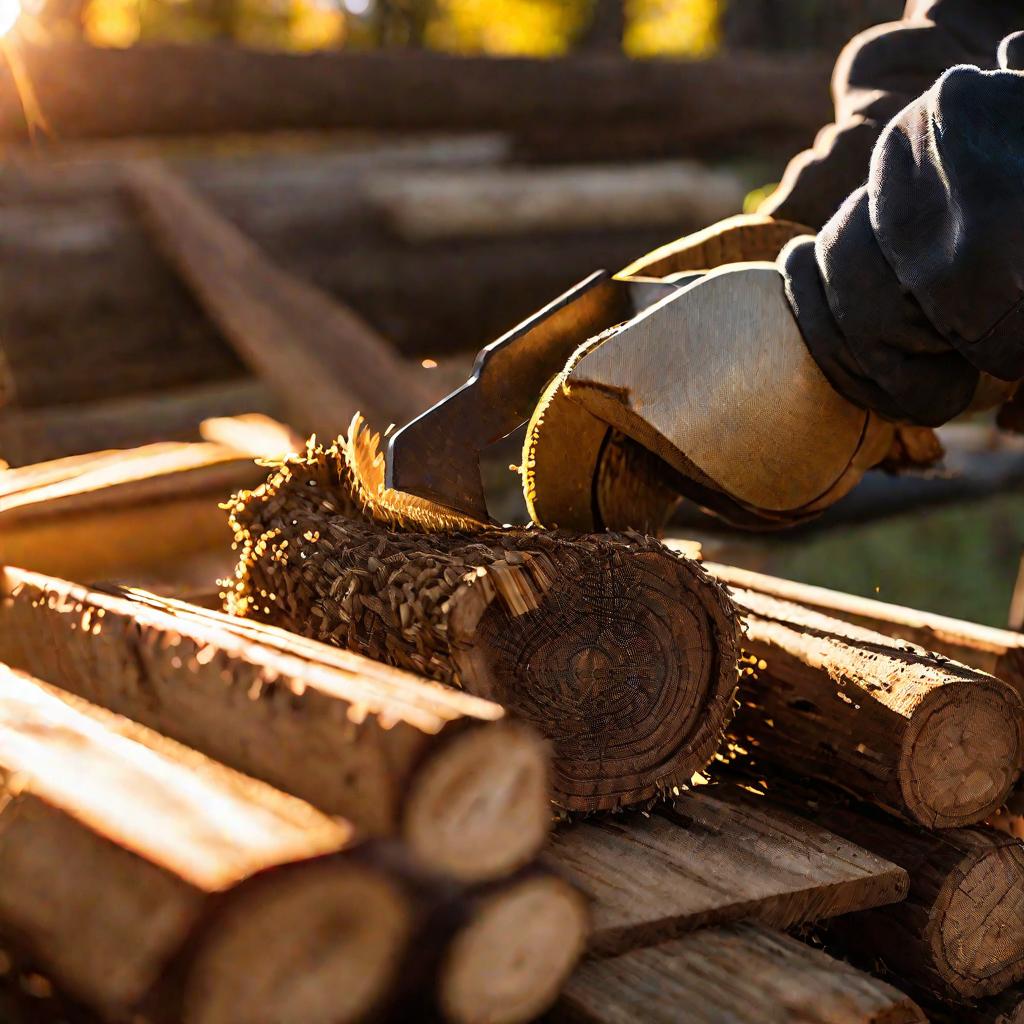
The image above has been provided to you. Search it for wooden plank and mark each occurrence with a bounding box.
[728,585,1023,828]
[0,567,551,883]
[0,428,288,582]
[124,161,442,437]
[554,922,927,1024]
[547,786,908,956]
[0,378,277,466]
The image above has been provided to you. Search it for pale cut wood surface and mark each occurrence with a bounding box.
[547,786,907,956]
[731,585,1023,828]
[554,922,926,1024]
[0,568,551,882]
[125,160,442,438]
[0,665,359,1018]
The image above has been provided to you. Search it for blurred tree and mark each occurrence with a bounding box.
[626,0,720,57]
[427,0,587,56]
[577,0,625,52]
[372,0,432,46]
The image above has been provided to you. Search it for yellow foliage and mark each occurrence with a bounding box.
[84,0,140,46]
[289,0,344,50]
[626,0,719,57]
[428,0,587,57]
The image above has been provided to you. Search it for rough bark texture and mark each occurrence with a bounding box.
[555,922,927,1024]
[227,433,740,812]
[548,785,907,956]
[729,586,1023,828]
[783,792,1024,1002]
[0,566,551,883]
[0,665,417,1024]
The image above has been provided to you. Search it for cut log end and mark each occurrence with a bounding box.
[448,544,739,812]
[440,873,589,1024]
[933,841,1024,998]
[901,682,1023,829]
[403,722,551,882]
[183,859,411,1024]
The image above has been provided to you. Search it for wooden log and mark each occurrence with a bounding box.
[768,785,1024,1001]
[0,663,412,1023]
[0,431,289,582]
[0,378,278,466]
[438,866,589,1024]
[124,161,442,438]
[554,922,927,1024]
[547,785,907,956]
[727,586,1023,828]
[227,433,740,813]
[366,161,745,242]
[952,988,1024,1024]
[0,566,551,883]
[0,42,831,143]
[702,557,1024,698]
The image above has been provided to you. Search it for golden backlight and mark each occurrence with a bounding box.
[0,0,19,37]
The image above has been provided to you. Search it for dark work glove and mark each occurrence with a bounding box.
[760,0,1023,229]
[782,32,1024,426]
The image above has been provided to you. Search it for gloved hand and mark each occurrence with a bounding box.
[524,263,894,531]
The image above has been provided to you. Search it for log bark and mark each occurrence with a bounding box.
[124,161,443,437]
[555,921,927,1024]
[770,786,1024,1001]
[0,378,278,467]
[0,43,831,143]
[0,435,279,582]
[0,566,551,883]
[228,437,740,813]
[548,785,907,956]
[0,664,415,1024]
[728,586,1023,828]
[703,558,1024,699]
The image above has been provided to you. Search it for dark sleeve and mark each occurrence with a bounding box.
[782,38,1024,426]
[759,0,1022,228]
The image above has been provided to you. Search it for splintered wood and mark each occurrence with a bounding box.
[226,430,739,812]
[0,567,550,883]
[728,587,1023,828]
[555,922,927,1024]
[548,784,907,956]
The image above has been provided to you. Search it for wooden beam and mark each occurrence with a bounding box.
[124,161,442,437]
[554,922,927,1024]
[547,785,907,957]
[228,432,740,813]
[366,161,745,242]
[729,586,1023,828]
[0,567,551,883]
[700,558,1024,699]
[0,42,831,143]
[0,378,278,466]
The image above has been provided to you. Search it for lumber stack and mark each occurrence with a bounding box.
[0,662,587,1024]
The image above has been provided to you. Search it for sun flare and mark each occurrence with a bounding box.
[0,0,20,37]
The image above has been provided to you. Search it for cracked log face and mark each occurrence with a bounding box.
[228,434,740,812]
